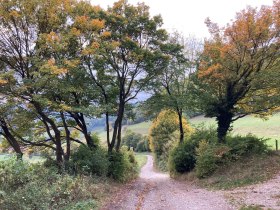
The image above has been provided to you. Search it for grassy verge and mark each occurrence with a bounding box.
[178,152,280,190]
[135,153,148,170]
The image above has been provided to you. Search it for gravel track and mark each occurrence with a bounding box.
[102,155,234,210]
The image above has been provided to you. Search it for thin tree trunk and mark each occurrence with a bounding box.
[116,104,125,151]
[109,117,119,153]
[60,112,70,161]
[177,109,184,143]
[105,112,110,149]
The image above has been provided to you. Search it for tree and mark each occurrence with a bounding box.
[149,109,192,169]
[197,2,280,142]
[146,33,202,143]
[0,0,96,164]
[78,0,170,152]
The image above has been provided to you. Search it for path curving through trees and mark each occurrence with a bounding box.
[102,155,234,210]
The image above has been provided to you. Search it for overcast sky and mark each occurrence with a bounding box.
[90,0,274,39]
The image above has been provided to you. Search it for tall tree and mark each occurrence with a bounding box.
[78,0,170,152]
[197,2,280,142]
[145,33,202,143]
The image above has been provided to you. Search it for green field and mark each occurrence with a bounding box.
[96,113,280,149]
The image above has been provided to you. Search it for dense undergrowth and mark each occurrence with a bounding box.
[168,127,280,189]
[0,146,139,210]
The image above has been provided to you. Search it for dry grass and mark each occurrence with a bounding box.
[199,152,280,190]
[174,152,280,190]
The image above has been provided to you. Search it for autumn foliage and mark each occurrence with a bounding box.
[198,1,280,142]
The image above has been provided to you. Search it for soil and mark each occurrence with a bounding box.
[101,155,234,210]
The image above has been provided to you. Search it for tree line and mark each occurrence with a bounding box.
[0,0,279,166]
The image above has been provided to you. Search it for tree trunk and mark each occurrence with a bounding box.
[105,112,110,149]
[177,109,184,143]
[109,117,119,153]
[32,101,64,165]
[110,101,125,152]
[115,102,125,152]
[79,113,95,149]
[0,119,23,160]
[216,110,233,143]
[60,112,70,161]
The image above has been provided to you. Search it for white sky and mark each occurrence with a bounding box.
[90,0,274,39]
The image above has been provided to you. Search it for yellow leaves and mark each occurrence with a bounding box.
[51,67,68,75]
[0,79,8,85]
[64,59,80,69]
[75,15,89,28]
[91,41,100,49]
[199,63,222,78]
[9,10,20,18]
[90,19,105,30]
[59,104,71,111]
[111,41,120,49]
[81,42,100,55]
[74,16,104,31]
[41,59,68,76]
[101,31,112,38]
[70,27,81,36]
[46,32,60,44]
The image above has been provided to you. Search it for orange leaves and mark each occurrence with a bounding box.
[199,63,222,78]
[0,79,8,85]
[101,31,112,38]
[41,59,68,76]
[70,27,81,36]
[9,10,20,18]
[74,16,104,31]
[90,19,105,30]
[46,31,60,43]
[81,41,100,55]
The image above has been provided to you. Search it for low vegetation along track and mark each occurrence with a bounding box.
[103,155,234,210]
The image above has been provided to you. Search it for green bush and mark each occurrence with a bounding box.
[108,149,138,182]
[0,158,97,210]
[135,137,150,152]
[63,199,97,210]
[226,134,268,158]
[168,127,217,174]
[70,145,109,176]
[169,140,197,174]
[0,157,50,192]
[122,130,144,151]
[195,140,230,178]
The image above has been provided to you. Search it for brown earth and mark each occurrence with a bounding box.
[102,155,234,210]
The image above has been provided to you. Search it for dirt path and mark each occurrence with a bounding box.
[224,174,280,209]
[102,155,234,210]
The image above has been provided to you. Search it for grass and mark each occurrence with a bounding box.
[196,152,280,190]
[95,113,280,149]
[190,113,280,149]
[135,153,148,170]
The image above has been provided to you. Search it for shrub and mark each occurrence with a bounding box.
[226,134,269,158]
[122,130,144,151]
[169,140,197,174]
[0,157,49,192]
[63,199,97,210]
[108,149,138,182]
[135,136,150,152]
[168,127,217,174]
[195,140,230,178]
[70,145,109,176]
[149,109,192,170]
